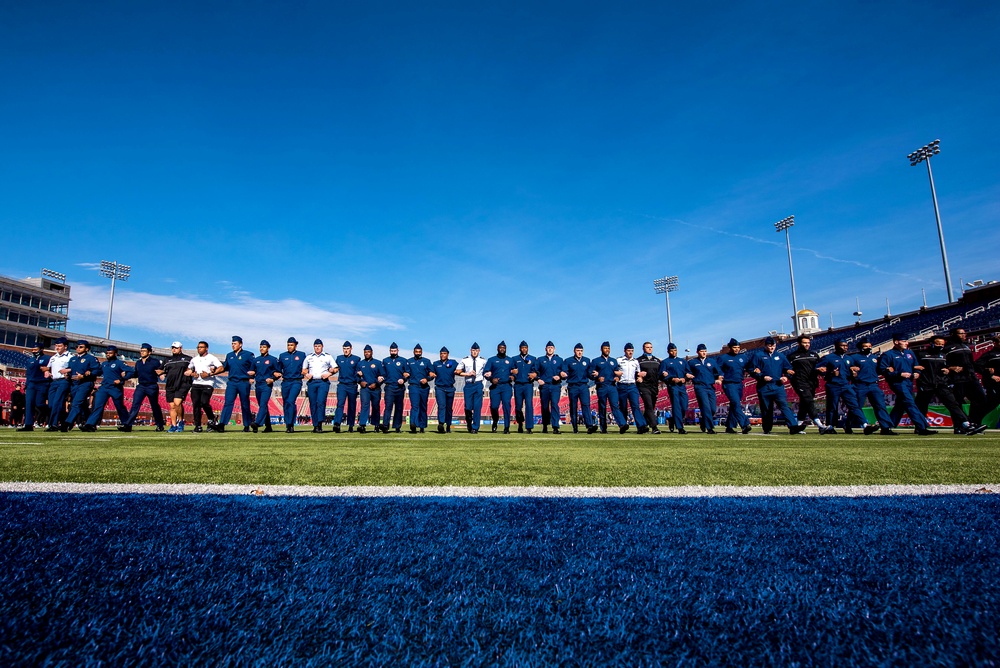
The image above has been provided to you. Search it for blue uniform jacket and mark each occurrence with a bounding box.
[746,350,792,385]
[223,349,256,381]
[484,356,515,385]
[685,357,720,387]
[26,353,51,384]
[537,355,564,385]
[98,359,134,388]
[562,356,592,385]
[512,354,537,385]
[817,353,854,387]
[335,354,361,386]
[253,354,280,386]
[659,357,688,384]
[407,357,434,385]
[848,352,881,384]
[278,351,306,380]
[877,349,919,383]
[68,353,101,385]
[590,356,620,387]
[132,357,162,387]
[432,359,459,389]
[382,356,410,385]
[357,358,385,386]
[716,352,749,383]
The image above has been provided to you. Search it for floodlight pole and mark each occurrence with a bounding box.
[99,260,131,340]
[653,276,679,344]
[908,139,954,303]
[774,215,798,336]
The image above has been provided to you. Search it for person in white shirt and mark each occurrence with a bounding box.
[43,336,72,431]
[302,338,336,433]
[457,342,485,433]
[186,341,223,433]
[617,342,649,434]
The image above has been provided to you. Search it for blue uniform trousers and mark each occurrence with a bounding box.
[281,379,302,427]
[489,383,513,428]
[382,384,406,430]
[667,384,689,431]
[306,379,330,427]
[539,383,561,427]
[24,382,49,426]
[692,385,717,432]
[617,383,646,428]
[65,382,94,425]
[567,384,594,429]
[888,381,928,430]
[409,384,430,428]
[596,384,625,431]
[86,386,128,426]
[854,382,892,428]
[126,384,164,428]
[334,383,358,427]
[359,386,381,427]
[435,386,455,428]
[254,384,273,427]
[514,383,535,429]
[46,379,71,427]
[463,383,483,431]
[723,381,750,430]
[825,383,866,428]
[757,383,798,433]
[220,379,252,426]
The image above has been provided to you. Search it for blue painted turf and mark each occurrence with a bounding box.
[2,494,999,666]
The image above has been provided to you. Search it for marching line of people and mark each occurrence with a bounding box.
[11,328,1000,436]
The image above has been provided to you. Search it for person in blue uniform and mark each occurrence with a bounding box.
[563,343,597,434]
[17,341,50,431]
[716,338,752,434]
[458,343,485,433]
[211,335,255,432]
[536,341,564,434]
[44,337,73,431]
[251,340,280,433]
[356,344,385,434]
[122,342,165,432]
[878,333,937,435]
[848,338,896,435]
[333,341,361,433]
[746,337,806,435]
[381,343,410,433]
[302,339,336,433]
[406,344,435,433]
[617,343,648,434]
[484,341,515,433]
[82,345,133,431]
[512,340,538,433]
[277,337,306,433]
[432,346,459,433]
[64,340,101,429]
[659,343,689,434]
[591,341,626,434]
[816,338,872,434]
[684,344,721,434]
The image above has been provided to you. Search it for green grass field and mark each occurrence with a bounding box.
[1,427,997,486]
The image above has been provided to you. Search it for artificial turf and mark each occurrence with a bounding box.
[1,428,998,487]
[1,493,998,666]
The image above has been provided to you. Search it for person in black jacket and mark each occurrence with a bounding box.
[637,342,662,434]
[786,335,830,434]
[975,334,1000,425]
[163,342,194,432]
[943,328,989,426]
[916,335,985,435]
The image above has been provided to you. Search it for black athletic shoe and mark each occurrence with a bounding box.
[526,429,532,434]
[742,425,752,434]
[155,426,165,432]
[707,429,717,434]
[503,428,510,434]
[215,425,226,433]
[410,426,417,434]
[880,428,898,436]
[333,424,341,433]
[80,424,97,432]
[419,428,424,433]
[358,426,367,434]
[243,426,251,433]
[394,428,401,433]
[263,426,273,433]
[517,424,524,433]
[725,428,738,434]
[863,425,879,436]
[16,425,34,432]
[491,425,498,433]
[552,428,561,434]
[600,429,608,434]
[45,426,59,432]
[789,424,807,434]
[651,428,661,434]
[619,425,629,434]
[251,424,258,433]
[915,428,938,436]
[348,426,354,433]
[194,426,203,433]
[542,427,548,433]
[117,426,132,432]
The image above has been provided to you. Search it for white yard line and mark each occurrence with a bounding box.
[0,482,996,497]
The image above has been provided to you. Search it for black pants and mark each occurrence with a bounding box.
[190,386,216,426]
[949,379,988,424]
[916,384,968,425]
[792,383,821,423]
[638,384,658,429]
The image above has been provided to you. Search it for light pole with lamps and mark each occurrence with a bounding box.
[653,275,679,344]
[774,215,798,335]
[907,139,954,303]
[99,260,131,340]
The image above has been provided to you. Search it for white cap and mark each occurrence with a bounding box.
[171,341,183,348]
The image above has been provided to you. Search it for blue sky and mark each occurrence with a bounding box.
[2,1,998,357]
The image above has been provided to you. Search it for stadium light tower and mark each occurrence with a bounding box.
[99,260,131,340]
[908,139,954,303]
[774,215,798,335]
[653,275,679,344]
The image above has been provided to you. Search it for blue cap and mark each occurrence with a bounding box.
[892,332,908,342]
[232,335,243,343]
[364,344,373,351]
[499,340,506,346]
[546,341,555,347]
[440,346,449,353]
[728,338,739,347]
[75,339,89,347]
[390,342,398,349]
[343,341,351,347]
[624,342,634,351]
[413,343,422,350]
[287,337,298,344]
[519,340,528,347]
[574,343,583,350]
[471,342,480,350]
[834,336,848,344]
[105,345,118,352]
[856,338,870,349]
[30,340,43,348]
[764,336,776,345]
[667,343,677,350]
[260,340,270,347]
[139,342,152,350]
[697,343,707,351]
[601,341,610,348]
[314,338,323,346]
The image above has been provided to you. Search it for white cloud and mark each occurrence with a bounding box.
[68,283,405,350]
